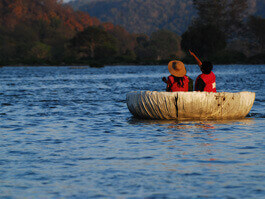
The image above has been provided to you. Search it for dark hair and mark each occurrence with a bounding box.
[173,76,185,88]
[201,61,213,74]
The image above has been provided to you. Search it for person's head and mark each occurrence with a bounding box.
[201,61,213,74]
[168,60,186,77]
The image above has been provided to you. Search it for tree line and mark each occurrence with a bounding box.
[1,0,265,66]
[181,0,265,64]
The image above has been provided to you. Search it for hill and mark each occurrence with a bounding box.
[69,0,194,35]
[69,0,265,35]
[0,0,103,32]
[0,0,121,65]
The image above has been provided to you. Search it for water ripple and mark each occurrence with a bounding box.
[0,65,264,199]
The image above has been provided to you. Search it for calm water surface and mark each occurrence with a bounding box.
[0,65,264,199]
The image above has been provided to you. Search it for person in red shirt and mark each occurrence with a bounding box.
[189,50,217,92]
[162,60,193,92]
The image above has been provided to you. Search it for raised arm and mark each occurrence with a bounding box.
[189,50,202,67]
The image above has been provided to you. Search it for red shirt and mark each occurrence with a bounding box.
[167,75,189,92]
[195,72,216,92]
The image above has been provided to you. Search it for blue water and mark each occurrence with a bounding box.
[0,65,264,199]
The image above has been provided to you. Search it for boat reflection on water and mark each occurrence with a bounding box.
[127,117,255,130]
[127,117,256,151]
[127,117,256,173]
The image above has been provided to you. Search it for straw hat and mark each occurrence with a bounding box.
[168,60,186,77]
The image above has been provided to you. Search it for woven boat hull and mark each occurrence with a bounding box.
[126,91,255,120]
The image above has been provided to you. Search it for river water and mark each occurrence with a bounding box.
[0,65,264,198]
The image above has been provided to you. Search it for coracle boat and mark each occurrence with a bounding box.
[126,91,255,120]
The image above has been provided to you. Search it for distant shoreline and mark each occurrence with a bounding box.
[1,62,265,68]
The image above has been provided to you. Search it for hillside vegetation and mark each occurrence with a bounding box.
[69,0,265,35]
[69,0,194,35]
[0,0,135,65]
[0,0,185,66]
[1,0,265,65]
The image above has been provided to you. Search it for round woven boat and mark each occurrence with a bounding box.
[126,91,255,120]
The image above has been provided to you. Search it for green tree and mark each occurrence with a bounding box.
[150,30,182,60]
[248,16,265,50]
[70,26,118,62]
[107,25,137,62]
[134,34,158,62]
[181,24,226,58]
[28,42,52,62]
[33,18,73,63]
[244,15,265,63]
[192,0,249,38]
[0,24,38,64]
